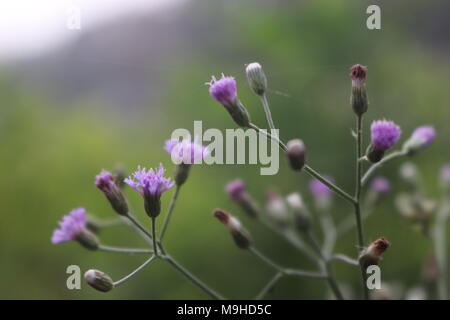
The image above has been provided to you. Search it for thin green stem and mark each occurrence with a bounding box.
[164,255,225,300]
[361,149,407,186]
[250,122,355,205]
[255,271,283,300]
[113,256,157,287]
[151,217,158,256]
[434,200,450,300]
[304,165,356,205]
[355,115,369,300]
[160,185,181,242]
[331,254,359,266]
[249,246,284,272]
[259,94,276,131]
[125,213,153,240]
[98,245,153,254]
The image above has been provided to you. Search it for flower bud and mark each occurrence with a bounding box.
[350,64,368,116]
[395,193,435,235]
[95,170,129,216]
[403,126,436,155]
[226,180,260,218]
[286,139,306,171]
[76,229,99,251]
[245,62,267,96]
[208,75,251,127]
[359,237,390,271]
[440,164,450,193]
[213,209,251,249]
[174,163,191,186]
[286,192,310,232]
[265,191,290,228]
[84,269,114,292]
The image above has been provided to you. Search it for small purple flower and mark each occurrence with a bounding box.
[309,176,334,199]
[370,177,391,194]
[371,120,402,151]
[411,126,436,147]
[125,164,174,217]
[51,208,88,244]
[164,138,208,165]
[208,75,238,109]
[125,164,174,197]
[226,179,247,201]
[95,170,128,215]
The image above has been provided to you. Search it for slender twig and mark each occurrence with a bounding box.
[249,123,355,205]
[318,210,337,257]
[98,245,153,255]
[249,246,284,272]
[361,149,407,186]
[332,254,359,266]
[259,217,318,262]
[125,213,153,240]
[259,94,276,131]
[354,115,369,300]
[151,217,158,256]
[164,255,225,300]
[160,185,181,242]
[434,200,450,300]
[113,256,157,287]
[255,271,283,300]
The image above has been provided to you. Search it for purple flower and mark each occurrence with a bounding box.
[125,164,174,218]
[411,126,436,147]
[208,75,237,109]
[370,177,391,194]
[309,176,334,199]
[371,120,401,151]
[95,170,128,215]
[164,138,208,165]
[51,208,88,244]
[226,179,246,201]
[350,64,367,87]
[125,164,174,197]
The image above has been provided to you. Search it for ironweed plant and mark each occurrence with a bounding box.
[52,62,444,300]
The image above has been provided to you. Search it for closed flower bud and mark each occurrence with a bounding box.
[286,192,310,231]
[95,170,129,216]
[213,209,251,249]
[226,180,260,218]
[286,139,306,171]
[359,237,390,271]
[350,64,368,116]
[76,229,100,250]
[84,269,114,292]
[403,126,436,155]
[266,191,290,228]
[245,62,267,96]
[208,75,251,127]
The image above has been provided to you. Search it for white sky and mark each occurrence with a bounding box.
[0,0,185,61]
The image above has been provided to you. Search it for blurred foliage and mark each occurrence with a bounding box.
[1,0,449,299]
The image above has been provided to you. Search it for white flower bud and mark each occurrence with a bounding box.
[245,62,267,96]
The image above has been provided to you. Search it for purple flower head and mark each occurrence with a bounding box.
[208,75,238,108]
[125,164,174,198]
[164,138,209,165]
[95,170,117,195]
[51,208,88,244]
[370,177,391,194]
[371,120,402,151]
[309,176,334,199]
[226,179,247,201]
[350,64,367,88]
[441,164,450,183]
[411,126,436,147]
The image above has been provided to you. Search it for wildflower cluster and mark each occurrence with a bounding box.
[52,61,441,300]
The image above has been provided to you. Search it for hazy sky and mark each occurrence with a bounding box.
[0,0,185,61]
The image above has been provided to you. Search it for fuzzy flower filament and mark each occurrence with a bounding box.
[125,164,174,218]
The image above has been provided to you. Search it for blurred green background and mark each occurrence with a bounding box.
[1,0,450,299]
